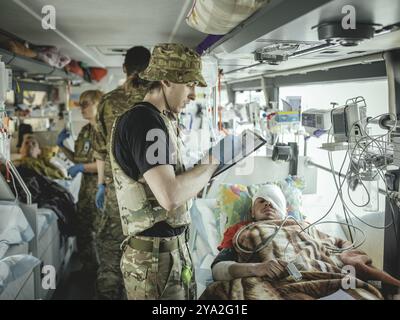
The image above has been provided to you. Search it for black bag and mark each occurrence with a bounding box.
[10,166,77,236]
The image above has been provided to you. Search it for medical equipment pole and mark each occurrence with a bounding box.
[307,160,387,195]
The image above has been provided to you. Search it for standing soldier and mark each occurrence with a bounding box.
[57,90,103,295]
[109,43,219,300]
[92,46,151,300]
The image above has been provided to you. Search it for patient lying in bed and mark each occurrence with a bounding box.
[203,185,400,300]
[19,135,65,180]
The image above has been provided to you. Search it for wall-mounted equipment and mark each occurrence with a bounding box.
[320,97,367,151]
[313,22,379,47]
[272,142,298,175]
[0,60,12,162]
[0,61,12,109]
[22,117,50,132]
[254,41,308,65]
[253,40,337,66]
[302,109,332,134]
[331,97,367,143]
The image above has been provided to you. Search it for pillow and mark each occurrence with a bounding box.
[278,175,305,220]
[190,199,220,256]
[216,176,305,232]
[216,184,252,232]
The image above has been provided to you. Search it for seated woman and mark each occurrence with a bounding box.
[206,184,400,300]
[19,135,65,180]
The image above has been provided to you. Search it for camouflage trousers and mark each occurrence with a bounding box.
[120,229,196,300]
[96,182,126,300]
[75,174,99,277]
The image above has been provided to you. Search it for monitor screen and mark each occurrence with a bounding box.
[332,111,346,135]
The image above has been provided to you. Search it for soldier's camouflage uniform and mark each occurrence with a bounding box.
[64,123,99,279]
[93,80,148,300]
[110,43,207,300]
[19,157,65,179]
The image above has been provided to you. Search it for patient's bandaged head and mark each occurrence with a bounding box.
[252,184,287,218]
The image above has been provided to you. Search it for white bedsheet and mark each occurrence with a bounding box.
[190,199,220,297]
[53,172,82,204]
[37,208,57,238]
[0,202,34,260]
[0,254,40,295]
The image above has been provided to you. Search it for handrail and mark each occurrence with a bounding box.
[6,160,32,205]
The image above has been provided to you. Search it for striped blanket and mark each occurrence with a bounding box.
[200,220,390,300]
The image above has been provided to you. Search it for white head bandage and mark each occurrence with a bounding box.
[252,184,287,218]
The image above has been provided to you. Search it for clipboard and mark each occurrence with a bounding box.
[207,130,267,178]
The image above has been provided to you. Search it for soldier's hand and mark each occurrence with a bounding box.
[95,184,106,210]
[68,164,85,178]
[57,128,70,147]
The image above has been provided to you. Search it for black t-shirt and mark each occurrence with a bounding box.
[114,102,175,181]
[114,102,185,237]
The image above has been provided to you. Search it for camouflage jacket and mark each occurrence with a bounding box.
[19,157,65,180]
[93,83,148,181]
[73,123,97,164]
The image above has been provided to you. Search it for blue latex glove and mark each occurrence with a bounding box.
[313,129,327,138]
[67,164,84,178]
[57,129,70,147]
[95,184,106,210]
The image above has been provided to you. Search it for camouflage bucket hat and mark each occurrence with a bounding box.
[139,43,207,87]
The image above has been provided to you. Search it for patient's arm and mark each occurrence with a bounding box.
[211,248,287,281]
[213,260,287,281]
[308,223,352,250]
[340,250,400,287]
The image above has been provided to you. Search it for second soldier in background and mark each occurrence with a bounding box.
[92,46,151,299]
[57,90,103,297]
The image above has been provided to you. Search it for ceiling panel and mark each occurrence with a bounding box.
[213,0,400,83]
[0,0,206,67]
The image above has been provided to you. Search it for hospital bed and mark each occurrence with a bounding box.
[189,155,385,297]
[0,201,38,300]
[0,167,77,300]
[0,242,36,300]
